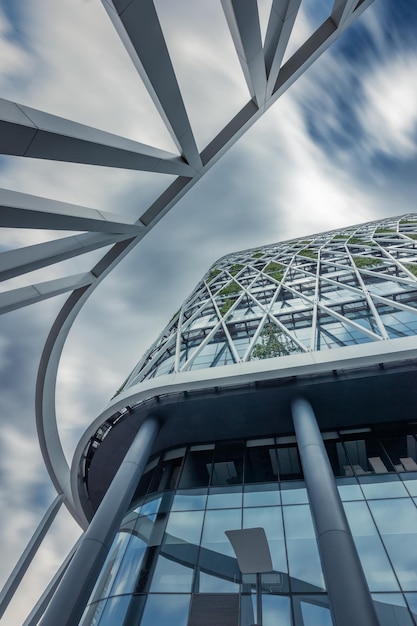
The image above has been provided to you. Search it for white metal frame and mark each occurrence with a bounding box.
[0,0,375,615]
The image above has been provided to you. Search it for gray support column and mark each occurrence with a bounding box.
[291,399,379,626]
[39,415,160,626]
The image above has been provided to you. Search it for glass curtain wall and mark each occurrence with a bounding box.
[81,426,417,626]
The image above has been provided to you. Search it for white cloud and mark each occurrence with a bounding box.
[0,1,416,624]
[359,51,417,159]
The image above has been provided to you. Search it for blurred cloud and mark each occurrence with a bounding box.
[0,0,416,624]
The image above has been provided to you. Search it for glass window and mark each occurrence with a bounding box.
[281,482,308,505]
[343,501,399,592]
[201,508,242,557]
[165,510,204,546]
[245,446,280,483]
[405,593,417,622]
[372,593,414,626]
[87,531,131,603]
[110,534,147,597]
[325,440,353,477]
[240,594,292,626]
[149,556,194,592]
[96,595,131,625]
[243,507,287,580]
[359,475,408,499]
[79,600,106,626]
[207,486,243,509]
[244,483,281,507]
[210,441,244,486]
[171,488,208,511]
[198,507,242,592]
[401,472,417,496]
[368,498,417,591]
[335,477,364,501]
[283,505,325,592]
[277,447,303,480]
[198,571,240,593]
[139,594,190,626]
[381,434,417,472]
[178,447,214,489]
[293,595,333,626]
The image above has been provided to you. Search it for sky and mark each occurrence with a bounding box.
[0,0,417,623]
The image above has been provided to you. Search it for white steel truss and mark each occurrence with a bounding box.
[0,0,376,620]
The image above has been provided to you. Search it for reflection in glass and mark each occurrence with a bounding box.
[210,441,244,486]
[276,446,302,479]
[243,507,287,578]
[149,555,194,592]
[171,488,207,511]
[201,508,241,557]
[372,593,414,626]
[79,600,106,626]
[369,498,417,591]
[165,510,204,546]
[207,486,243,509]
[401,473,417,497]
[199,570,240,593]
[95,595,131,625]
[293,595,333,626]
[178,448,214,488]
[110,534,147,596]
[241,594,292,626]
[335,477,364,501]
[87,531,131,603]
[281,482,308,504]
[139,594,190,626]
[343,501,399,591]
[245,446,279,483]
[244,483,280,507]
[283,506,325,592]
[199,508,241,593]
[405,593,417,622]
[359,475,407,499]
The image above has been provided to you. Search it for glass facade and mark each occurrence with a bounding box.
[81,426,417,626]
[119,215,417,390]
[81,217,417,626]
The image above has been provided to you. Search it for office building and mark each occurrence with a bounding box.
[65,215,417,626]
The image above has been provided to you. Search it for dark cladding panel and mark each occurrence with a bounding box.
[188,594,239,626]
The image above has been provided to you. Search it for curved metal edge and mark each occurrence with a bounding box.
[35,237,140,528]
[33,1,375,527]
[70,334,417,520]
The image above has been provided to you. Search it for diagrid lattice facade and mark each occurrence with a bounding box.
[124,215,417,387]
[71,215,417,626]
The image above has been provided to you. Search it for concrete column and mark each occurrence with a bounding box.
[291,398,379,626]
[39,415,160,626]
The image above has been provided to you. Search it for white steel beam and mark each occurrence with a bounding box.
[331,0,359,26]
[272,0,374,98]
[0,188,144,234]
[32,0,375,522]
[0,496,63,620]
[102,0,202,172]
[221,0,267,106]
[0,273,95,315]
[0,98,193,176]
[0,232,129,283]
[22,540,80,626]
[264,0,302,99]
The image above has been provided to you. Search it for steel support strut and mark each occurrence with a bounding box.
[39,416,160,626]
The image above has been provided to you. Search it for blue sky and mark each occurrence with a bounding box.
[0,0,416,623]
